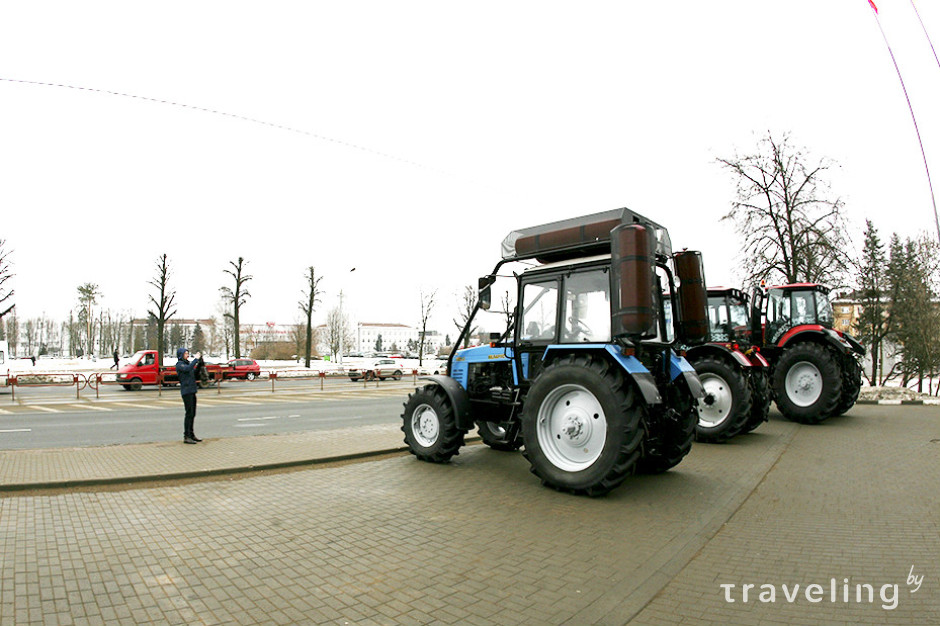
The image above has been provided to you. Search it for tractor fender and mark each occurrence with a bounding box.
[543,344,663,405]
[687,343,753,369]
[419,376,474,431]
[778,325,853,354]
[669,353,706,399]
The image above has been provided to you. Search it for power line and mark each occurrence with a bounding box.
[865,2,940,245]
[0,76,446,175]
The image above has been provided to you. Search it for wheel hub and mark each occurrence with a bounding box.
[785,361,823,408]
[411,404,440,447]
[536,384,606,471]
[697,373,733,427]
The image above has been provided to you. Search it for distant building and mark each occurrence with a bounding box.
[315,322,445,356]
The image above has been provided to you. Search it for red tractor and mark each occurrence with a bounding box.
[750,283,865,424]
[685,288,771,442]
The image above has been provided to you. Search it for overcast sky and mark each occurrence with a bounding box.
[2,1,939,335]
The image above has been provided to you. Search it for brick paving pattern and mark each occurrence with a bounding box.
[0,404,937,625]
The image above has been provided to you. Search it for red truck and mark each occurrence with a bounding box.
[116,350,224,390]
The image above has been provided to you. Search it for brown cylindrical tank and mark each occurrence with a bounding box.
[674,250,709,345]
[610,224,655,338]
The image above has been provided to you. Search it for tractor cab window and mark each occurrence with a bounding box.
[766,288,790,343]
[707,296,731,342]
[815,292,834,327]
[562,269,611,343]
[792,291,814,325]
[520,280,560,342]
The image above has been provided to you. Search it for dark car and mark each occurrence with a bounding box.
[224,358,261,380]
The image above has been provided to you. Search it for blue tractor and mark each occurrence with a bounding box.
[401,209,709,496]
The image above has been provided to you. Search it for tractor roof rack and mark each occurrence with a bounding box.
[500,207,673,264]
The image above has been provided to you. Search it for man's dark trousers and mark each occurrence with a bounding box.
[183,393,197,438]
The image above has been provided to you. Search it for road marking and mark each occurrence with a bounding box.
[0,408,12,414]
[201,399,262,406]
[112,402,157,409]
[0,428,31,433]
[24,405,60,413]
[70,404,113,412]
[237,416,279,422]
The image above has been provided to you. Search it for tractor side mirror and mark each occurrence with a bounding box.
[478,275,496,311]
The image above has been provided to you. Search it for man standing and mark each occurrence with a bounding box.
[176,347,204,444]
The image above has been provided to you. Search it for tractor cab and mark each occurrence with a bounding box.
[761,283,834,345]
[705,287,754,346]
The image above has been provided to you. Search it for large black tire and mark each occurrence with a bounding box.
[692,356,752,443]
[772,343,842,424]
[741,368,771,434]
[635,382,697,474]
[521,354,645,497]
[833,358,862,416]
[401,384,465,463]
[476,421,524,452]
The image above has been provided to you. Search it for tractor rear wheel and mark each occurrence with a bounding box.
[401,384,465,462]
[833,358,862,416]
[522,354,644,496]
[692,356,752,443]
[476,421,523,452]
[741,368,771,434]
[772,343,842,424]
[635,382,697,474]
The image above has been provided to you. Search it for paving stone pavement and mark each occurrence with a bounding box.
[0,405,937,625]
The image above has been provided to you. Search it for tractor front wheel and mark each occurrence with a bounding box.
[741,368,771,434]
[773,343,842,424]
[476,421,523,452]
[401,384,465,463]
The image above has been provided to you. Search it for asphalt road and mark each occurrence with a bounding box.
[0,385,409,449]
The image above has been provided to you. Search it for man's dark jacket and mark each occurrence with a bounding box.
[175,348,202,396]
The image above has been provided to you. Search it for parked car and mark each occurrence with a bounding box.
[222,358,261,381]
[347,358,404,382]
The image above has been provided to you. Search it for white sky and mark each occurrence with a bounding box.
[2,1,940,337]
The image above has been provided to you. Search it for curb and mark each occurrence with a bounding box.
[0,446,410,493]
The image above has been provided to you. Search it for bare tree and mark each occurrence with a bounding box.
[325,306,352,361]
[0,239,13,322]
[298,266,324,368]
[452,285,478,349]
[718,131,852,287]
[220,257,252,358]
[147,254,177,368]
[418,288,437,365]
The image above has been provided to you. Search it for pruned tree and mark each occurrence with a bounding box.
[718,131,852,287]
[0,239,14,322]
[452,285,478,349]
[147,254,177,368]
[418,288,437,365]
[297,266,323,368]
[76,283,101,358]
[220,257,252,358]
